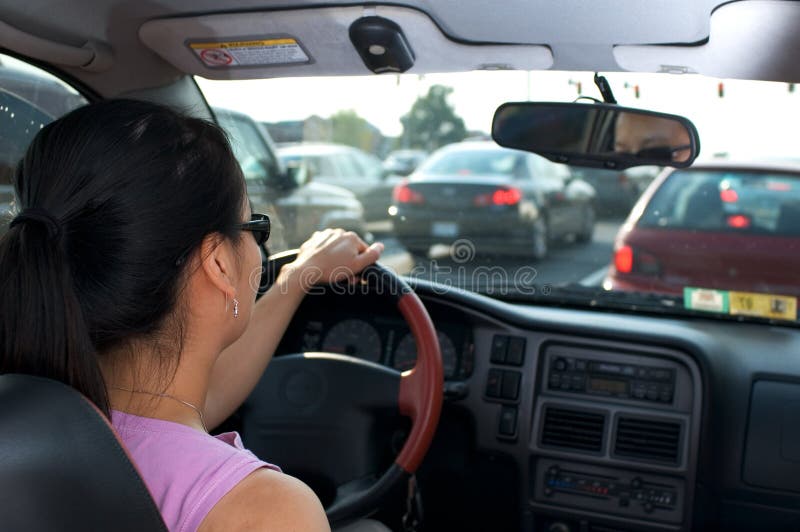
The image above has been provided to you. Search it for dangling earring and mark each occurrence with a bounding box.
[225,292,229,312]
[233,298,239,319]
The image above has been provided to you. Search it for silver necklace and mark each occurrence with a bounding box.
[111,386,208,433]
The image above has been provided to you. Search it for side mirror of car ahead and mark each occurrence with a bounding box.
[492,102,700,170]
[285,160,312,186]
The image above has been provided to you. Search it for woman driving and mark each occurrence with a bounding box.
[0,99,385,531]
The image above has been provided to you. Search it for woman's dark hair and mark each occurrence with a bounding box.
[0,99,246,416]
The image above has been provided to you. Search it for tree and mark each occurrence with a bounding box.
[400,85,467,151]
[329,109,380,152]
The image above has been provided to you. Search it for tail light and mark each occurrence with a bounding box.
[614,245,634,273]
[720,189,738,203]
[614,245,661,275]
[393,180,425,204]
[474,186,522,206]
[727,214,751,228]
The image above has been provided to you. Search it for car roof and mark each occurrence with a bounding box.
[1,1,799,97]
[666,160,800,175]
[276,143,362,156]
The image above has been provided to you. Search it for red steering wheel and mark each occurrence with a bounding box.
[242,253,444,526]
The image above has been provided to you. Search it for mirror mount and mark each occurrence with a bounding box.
[593,72,617,104]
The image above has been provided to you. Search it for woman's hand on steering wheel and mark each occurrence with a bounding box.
[281,228,384,286]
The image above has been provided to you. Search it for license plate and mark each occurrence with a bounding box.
[431,222,458,237]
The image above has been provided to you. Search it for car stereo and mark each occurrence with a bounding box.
[545,347,675,404]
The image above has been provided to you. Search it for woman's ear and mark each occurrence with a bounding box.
[198,233,237,297]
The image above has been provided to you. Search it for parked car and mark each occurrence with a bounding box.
[390,141,596,258]
[214,109,368,251]
[383,149,428,177]
[605,161,800,296]
[277,142,399,222]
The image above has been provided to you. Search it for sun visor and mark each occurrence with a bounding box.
[614,1,800,82]
[139,5,553,80]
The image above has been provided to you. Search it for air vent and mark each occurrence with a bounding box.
[614,416,682,464]
[540,406,605,452]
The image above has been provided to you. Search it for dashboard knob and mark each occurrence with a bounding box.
[547,522,572,532]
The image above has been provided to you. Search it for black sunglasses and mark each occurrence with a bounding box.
[238,213,271,246]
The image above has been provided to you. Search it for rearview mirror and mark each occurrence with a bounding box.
[492,102,700,170]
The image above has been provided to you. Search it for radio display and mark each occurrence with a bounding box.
[589,377,628,395]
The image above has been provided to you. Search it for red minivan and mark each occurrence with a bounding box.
[605,162,800,296]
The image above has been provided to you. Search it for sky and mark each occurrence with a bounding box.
[198,71,800,161]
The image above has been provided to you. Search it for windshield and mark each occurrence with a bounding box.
[420,149,523,176]
[197,71,800,325]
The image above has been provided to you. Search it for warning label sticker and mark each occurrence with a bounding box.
[189,38,310,68]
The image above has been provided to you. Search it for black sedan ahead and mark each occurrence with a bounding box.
[389,141,596,259]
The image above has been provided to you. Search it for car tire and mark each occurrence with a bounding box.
[576,204,595,243]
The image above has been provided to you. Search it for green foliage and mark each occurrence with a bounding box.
[329,109,378,152]
[400,85,467,150]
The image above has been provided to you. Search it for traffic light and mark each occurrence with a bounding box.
[718,82,724,98]
[577,81,582,95]
[634,85,640,98]
[790,83,796,93]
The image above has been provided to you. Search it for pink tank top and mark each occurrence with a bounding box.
[111,410,281,532]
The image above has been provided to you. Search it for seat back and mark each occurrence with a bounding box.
[0,374,167,532]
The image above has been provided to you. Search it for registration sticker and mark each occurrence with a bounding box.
[684,287,798,321]
[188,37,311,68]
[684,287,729,313]
[729,291,797,321]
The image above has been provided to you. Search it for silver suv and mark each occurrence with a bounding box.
[214,108,369,252]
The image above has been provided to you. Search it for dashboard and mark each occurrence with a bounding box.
[268,279,800,532]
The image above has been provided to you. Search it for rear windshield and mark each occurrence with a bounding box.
[639,169,800,236]
[421,149,522,176]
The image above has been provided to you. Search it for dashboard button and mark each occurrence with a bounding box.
[498,406,517,437]
[486,369,503,398]
[501,371,521,400]
[490,335,508,364]
[553,358,567,371]
[575,359,587,371]
[506,337,526,365]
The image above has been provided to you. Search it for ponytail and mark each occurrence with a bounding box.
[0,214,109,416]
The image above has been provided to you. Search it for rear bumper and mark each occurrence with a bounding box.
[390,209,534,254]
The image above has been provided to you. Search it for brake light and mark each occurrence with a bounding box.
[614,245,660,275]
[493,187,522,205]
[767,181,792,191]
[720,189,738,203]
[473,187,522,207]
[393,181,425,204]
[727,214,751,228]
[614,246,633,273]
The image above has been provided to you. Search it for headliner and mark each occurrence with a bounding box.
[1,1,798,96]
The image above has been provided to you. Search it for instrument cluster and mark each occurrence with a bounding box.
[291,313,474,380]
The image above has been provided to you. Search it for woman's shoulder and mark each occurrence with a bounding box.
[111,410,286,531]
[198,467,330,532]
